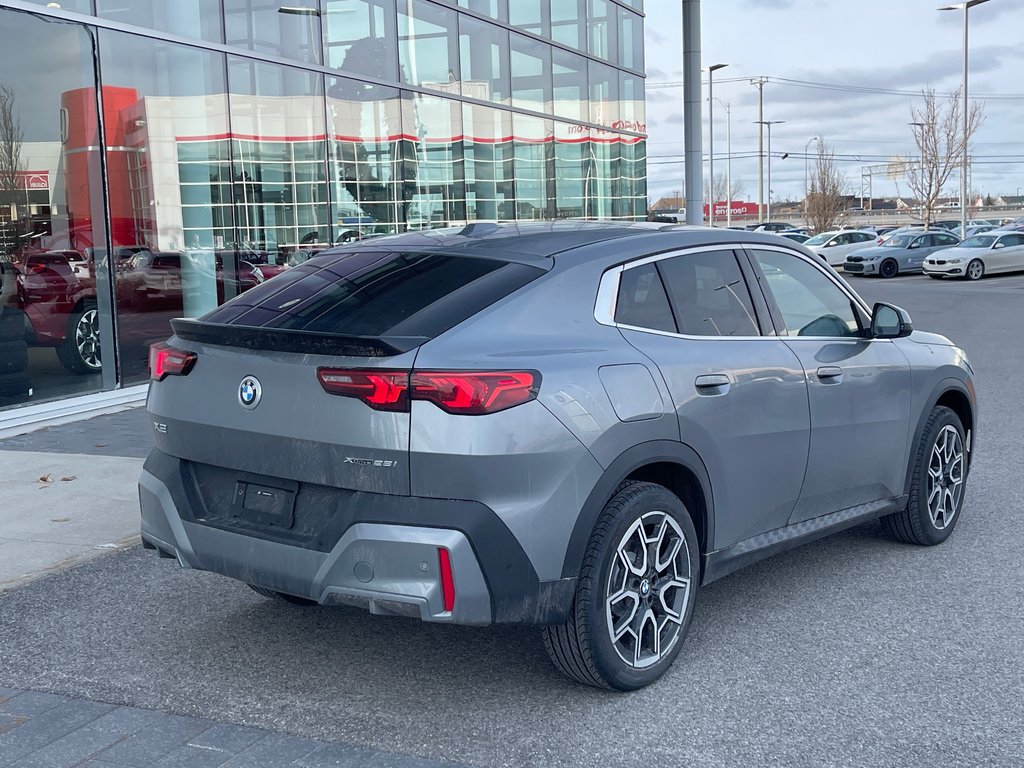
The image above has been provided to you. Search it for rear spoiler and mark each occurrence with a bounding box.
[170,318,425,358]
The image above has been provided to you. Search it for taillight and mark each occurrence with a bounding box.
[438,547,455,612]
[316,369,540,415]
[149,343,197,381]
[316,369,409,411]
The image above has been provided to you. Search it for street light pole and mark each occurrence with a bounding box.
[707,63,728,227]
[716,100,733,227]
[804,136,817,225]
[755,120,785,222]
[939,0,991,234]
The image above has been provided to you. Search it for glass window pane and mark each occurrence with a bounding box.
[620,136,647,220]
[510,33,551,114]
[398,0,459,92]
[228,57,331,265]
[550,0,584,50]
[96,0,222,43]
[224,0,322,65]
[618,6,644,71]
[458,0,507,22]
[589,59,619,127]
[463,105,515,221]
[459,14,510,105]
[554,123,585,219]
[400,91,465,228]
[20,0,93,12]
[620,72,645,130]
[508,0,546,36]
[587,0,617,63]
[99,32,236,383]
[1,10,113,408]
[615,264,676,333]
[658,252,760,337]
[324,0,398,83]
[327,77,404,243]
[752,249,862,337]
[552,48,587,122]
[512,113,552,220]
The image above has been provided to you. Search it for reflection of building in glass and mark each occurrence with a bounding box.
[0,0,646,414]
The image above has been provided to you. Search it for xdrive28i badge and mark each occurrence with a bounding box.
[238,376,262,409]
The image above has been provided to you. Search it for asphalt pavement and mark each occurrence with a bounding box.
[1,272,1023,767]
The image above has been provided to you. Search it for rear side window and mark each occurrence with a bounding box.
[657,250,760,337]
[201,250,543,340]
[614,263,677,333]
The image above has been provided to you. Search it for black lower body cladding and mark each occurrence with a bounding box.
[141,449,575,624]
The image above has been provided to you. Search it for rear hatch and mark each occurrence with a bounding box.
[146,247,545,496]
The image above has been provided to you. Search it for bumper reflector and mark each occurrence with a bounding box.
[438,547,455,612]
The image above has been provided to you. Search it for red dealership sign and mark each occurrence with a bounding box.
[703,201,759,217]
[14,171,49,190]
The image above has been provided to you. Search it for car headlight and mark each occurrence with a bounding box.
[947,258,963,264]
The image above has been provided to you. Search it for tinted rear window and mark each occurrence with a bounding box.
[201,250,544,340]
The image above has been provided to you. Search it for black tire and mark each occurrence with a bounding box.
[248,583,318,606]
[56,300,102,374]
[965,259,985,281]
[879,259,899,279]
[0,340,28,375]
[0,371,31,400]
[0,310,25,342]
[882,406,967,546]
[541,481,699,691]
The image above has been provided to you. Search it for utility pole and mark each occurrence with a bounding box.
[682,1,703,225]
[755,119,784,222]
[751,77,768,223]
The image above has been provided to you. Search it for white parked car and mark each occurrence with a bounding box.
[924,231,1024,280]
[802,230,877,266]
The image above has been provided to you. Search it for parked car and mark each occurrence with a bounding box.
[1,250,99,374]
[845,230,960,278]
[951,224,996,240]
[932,220,962,231]
[803,229,877,266]
[777,232,809,244]
[753,222,795,233]
[924,231,1024,280]
[140,222,977,690]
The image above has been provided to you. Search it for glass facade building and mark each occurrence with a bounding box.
[0,0,645,411]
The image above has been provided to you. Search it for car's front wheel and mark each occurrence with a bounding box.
[879,259,899,279]
[57,300,101,374]
[882,406,967,546]
[966,259,985,281]
[542,481,699,690]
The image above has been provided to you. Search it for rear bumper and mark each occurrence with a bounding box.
[139,450,575,626]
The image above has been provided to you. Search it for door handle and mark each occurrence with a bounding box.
[695,374,731,396]
[816,366,843,383]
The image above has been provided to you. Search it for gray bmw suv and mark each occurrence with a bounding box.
[139,222,976,690]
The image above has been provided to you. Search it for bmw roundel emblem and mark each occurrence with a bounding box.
[238,376,262,409]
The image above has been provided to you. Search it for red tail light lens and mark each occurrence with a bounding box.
[149,343,197,381]
[411,371,539,415]
[316,368,409,411]
[316,369,539,415]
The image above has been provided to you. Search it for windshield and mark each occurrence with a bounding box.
[960,235,996,249]
[883,234,917,248]
[804,233,831,246]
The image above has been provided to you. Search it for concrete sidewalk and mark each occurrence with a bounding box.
[0,408,151,590]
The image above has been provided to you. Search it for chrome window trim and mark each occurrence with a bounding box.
[595,241,881,344]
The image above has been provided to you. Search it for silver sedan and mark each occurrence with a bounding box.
[844,230,960,278]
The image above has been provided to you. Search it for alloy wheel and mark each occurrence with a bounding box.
[605,511,691,669]
[967,260,984,281]
[880,260,898,279]
[75,308,102,370]
[926,425,964,530]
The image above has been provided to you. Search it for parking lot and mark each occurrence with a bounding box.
[1,271,1023,768]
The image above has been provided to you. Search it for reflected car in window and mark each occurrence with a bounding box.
[803,230,878,266]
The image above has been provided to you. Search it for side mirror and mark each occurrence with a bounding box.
[871,302,913,339]
[908,241,919,249]
[993,242,1004,249]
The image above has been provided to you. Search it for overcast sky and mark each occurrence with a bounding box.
[642,0,1024,206]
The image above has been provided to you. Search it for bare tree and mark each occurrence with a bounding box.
[806,138,848,234]
[903,87,984,228]
[703,172,746,204]
[0,84,24,217]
